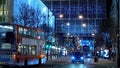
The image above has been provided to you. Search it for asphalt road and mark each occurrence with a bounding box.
[0,55,116,68]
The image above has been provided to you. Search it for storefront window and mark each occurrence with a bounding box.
[0,0,7,21]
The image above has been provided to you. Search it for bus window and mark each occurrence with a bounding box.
[36,31,40,39]
[5,32,14,44]
[31,30,35,38]
[26,29,32,37]
[23,45,29,55]
[29,46,36,55]
[18,27,24,35]
[23,28,28,35]
[0,33,6,43]
[29,46,32,55]
[41,32,44,40]
[18,45,23,55]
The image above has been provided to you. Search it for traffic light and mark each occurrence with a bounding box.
[45,43,51,49]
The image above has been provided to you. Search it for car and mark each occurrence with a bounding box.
[84,52,92,58]
[71,52,84,63]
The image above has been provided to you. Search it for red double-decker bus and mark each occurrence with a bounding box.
[0,22,46,66]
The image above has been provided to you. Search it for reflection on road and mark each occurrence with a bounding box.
[47,55,115,68]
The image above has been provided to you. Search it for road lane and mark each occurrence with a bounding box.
[46,55,115,68]
[3,55,115,68]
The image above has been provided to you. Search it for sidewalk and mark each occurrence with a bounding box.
[46,55,70,64]
[88,57,116,68]
[91,58,115,64]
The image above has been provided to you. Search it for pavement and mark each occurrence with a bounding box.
[46,55,70,64]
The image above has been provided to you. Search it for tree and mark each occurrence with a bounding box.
[13,2,50,30]
[100,19,113,47]
[13,3,42,28]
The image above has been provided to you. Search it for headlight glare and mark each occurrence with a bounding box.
[72,56,75,59]
[81,57,84,60]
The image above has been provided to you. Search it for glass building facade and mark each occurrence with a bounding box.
[43,0,106,37]
[0,0,55,33]
[110,0,120,44]
[14,0,55,32]
[110,0,120,55]
[110,0,120,67]
[110,0,120,27]
[0,0,8,21]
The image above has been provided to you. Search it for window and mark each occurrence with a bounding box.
[31,46,36,55]
[40,32,45,40]
[18,45,23,55]
[23,28,28,35]
[29,46,36,55]
[0,0,7,21]
[23,45,29,55]
[18,45,36,55]
[18,27,23,35]
[31,30,35,38]
[26,29,32,37]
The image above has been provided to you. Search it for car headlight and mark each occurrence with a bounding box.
[88,54,91,57]
[81,57,84,60]
[71,56,75,59]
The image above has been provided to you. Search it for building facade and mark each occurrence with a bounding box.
[110,0,120,67]
[0,0,55,33]
[52,0,106,37]
[42,0,106,48]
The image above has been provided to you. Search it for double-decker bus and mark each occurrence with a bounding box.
[0,22,46,66]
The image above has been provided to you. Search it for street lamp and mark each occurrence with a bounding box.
[78,15,83,19]
[66,22,70,26]
[67,33,70,36]
[43,7,47,13]
[82,23,86,27]
[59,14,63,18]
[92,33,95,37]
